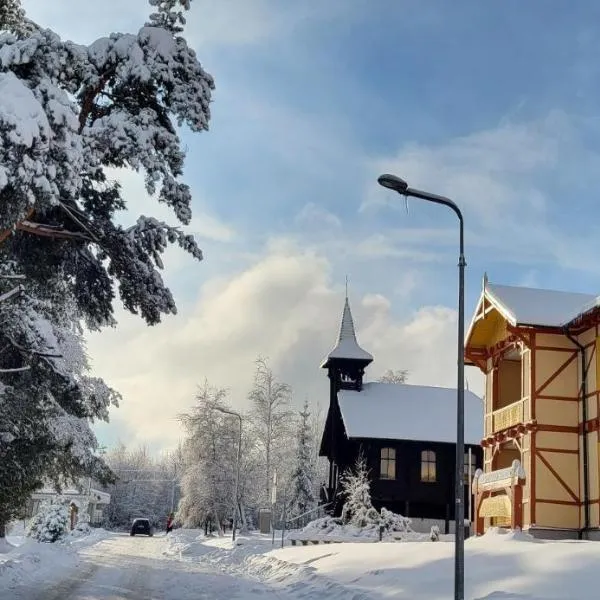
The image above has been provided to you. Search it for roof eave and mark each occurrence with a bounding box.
[465,287,517,349]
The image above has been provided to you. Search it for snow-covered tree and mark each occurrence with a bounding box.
[377,369,408,384]
[340,454,379,528]
[248,357,293,505]
[0,0,214,327]
[0,0,215,539]
[288,401,317,518]
[177,381,240,533]
[0,266,119,538]
[0,0,24,33]
[101,443,180,528]
[26,500,70,543]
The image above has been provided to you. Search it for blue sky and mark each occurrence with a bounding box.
[21,0,600,452]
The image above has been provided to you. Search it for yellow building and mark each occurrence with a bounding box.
[465,275,600,540]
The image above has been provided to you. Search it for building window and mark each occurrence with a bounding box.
[380,447,396,479]
[464,450,477,484]
[421,450,436,482]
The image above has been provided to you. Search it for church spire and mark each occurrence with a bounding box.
[322,290,373,365]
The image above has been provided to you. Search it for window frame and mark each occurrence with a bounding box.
[380,447,396,480]
[420,449,437,483]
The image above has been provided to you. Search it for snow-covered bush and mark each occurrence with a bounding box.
[379,507,412,534]
[430,525,440,541]
[27,502,70,543]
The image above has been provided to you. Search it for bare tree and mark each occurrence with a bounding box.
[378,369,408,384]
[248,357,293,505]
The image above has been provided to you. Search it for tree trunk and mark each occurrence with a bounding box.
[239,501,248,532]
[214,509,223,537]
[0,520,6,538]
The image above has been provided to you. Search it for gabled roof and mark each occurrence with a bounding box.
[337,382,484,445]
[466,278,600,350]
[321,296,373,367]
[486,283,598,328]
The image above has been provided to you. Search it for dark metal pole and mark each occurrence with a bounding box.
[376,175,466,600]
[455,215,465,600]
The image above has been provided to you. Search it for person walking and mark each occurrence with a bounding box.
[166,513,174,534]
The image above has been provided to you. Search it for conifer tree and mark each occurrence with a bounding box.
[288,400,317,518]
[0,0,214,327]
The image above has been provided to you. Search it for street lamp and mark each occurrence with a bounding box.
[377,173,466,600]
[210,405,243,542]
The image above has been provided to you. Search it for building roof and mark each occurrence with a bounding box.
[485,282,599,328]
[321,296,373,367]
[337,382,484,445]
[32,487,111,504]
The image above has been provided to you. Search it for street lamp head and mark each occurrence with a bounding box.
[377,174,409,194]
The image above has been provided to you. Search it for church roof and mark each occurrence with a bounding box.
[321,296,373,367]
[337,382,484,445]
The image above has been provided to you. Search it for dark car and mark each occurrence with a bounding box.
[130,518,154,537]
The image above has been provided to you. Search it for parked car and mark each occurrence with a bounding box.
[130,518,154,537]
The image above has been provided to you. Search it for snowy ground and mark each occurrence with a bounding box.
[2,525,600,599]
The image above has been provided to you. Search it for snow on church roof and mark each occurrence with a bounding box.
[321,296,373,366]
[338,382,484,445]
[484,283,600,328]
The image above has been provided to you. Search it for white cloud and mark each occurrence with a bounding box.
[364,111,600,274]
[295,202,341,229]
[87,240,484,451]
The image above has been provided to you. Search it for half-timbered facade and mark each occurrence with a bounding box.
[320,295,484,532]
[466,275,600,539]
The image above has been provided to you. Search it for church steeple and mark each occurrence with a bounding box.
[326,296,373,363]
[321,290,373,390]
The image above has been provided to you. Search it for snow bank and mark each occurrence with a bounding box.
[0,539,79,590]
[163,527,599,599]
[0,527,110,595]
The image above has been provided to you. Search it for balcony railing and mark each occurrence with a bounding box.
[491,399,525,434]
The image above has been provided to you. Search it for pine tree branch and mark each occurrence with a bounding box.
[7,336,63,359]
[0,365,30,373]
[15,220,91,242]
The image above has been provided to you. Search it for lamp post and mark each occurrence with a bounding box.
[210,405,243,542]
[377,174,466,600]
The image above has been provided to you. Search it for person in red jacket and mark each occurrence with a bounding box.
[166,513,174,534]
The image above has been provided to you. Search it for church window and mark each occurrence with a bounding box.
[421,450,436,482]
[380,447,396,479]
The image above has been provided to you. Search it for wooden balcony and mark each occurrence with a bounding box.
[491,399,526,434]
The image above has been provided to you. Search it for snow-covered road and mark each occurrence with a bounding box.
[10,533,295,600]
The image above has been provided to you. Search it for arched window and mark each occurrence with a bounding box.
[380,447,396,479]
[421,450,436,482]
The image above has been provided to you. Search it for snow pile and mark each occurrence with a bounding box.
[27,501,70,543]
[0,538,79,590]
[0,537,16,554]
[287,510,431,543]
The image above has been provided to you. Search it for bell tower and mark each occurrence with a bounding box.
[320,292,373,505]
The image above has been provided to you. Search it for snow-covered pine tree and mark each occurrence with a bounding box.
[0,0,24,33]
[288,400,317,519]
[0,264,120,538]
[339,454,379,528]
[0,0,214,327]
[377,369,408,384]
[27,500,70,543]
